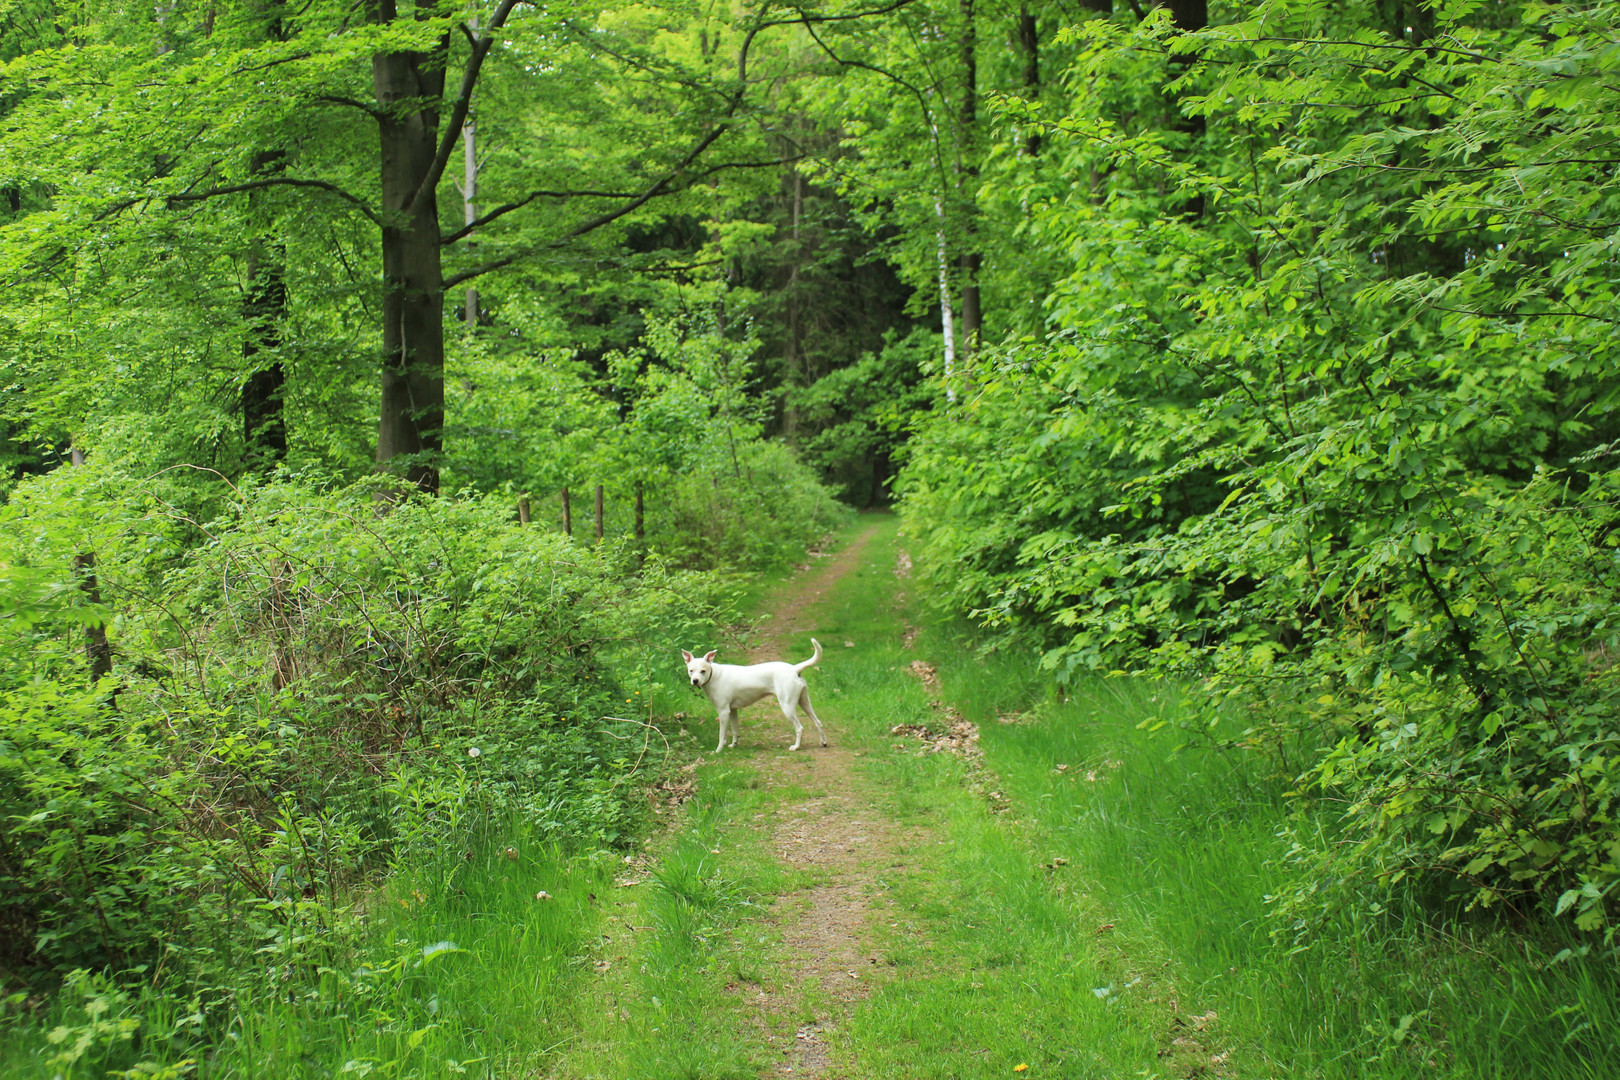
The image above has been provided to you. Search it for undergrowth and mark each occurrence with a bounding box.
[0,458,830,1076]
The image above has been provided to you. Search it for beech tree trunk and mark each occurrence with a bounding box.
[561,485,572,535]
[372,7,448,495]
[594,484,604,542]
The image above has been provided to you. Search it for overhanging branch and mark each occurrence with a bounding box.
[98,177,379,224]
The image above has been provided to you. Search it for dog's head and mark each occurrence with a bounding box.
[681,649,718,688]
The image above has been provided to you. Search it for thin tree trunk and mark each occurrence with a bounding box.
[1019,6,1040,158]
[372,9,448,495]
[782,166,804,440]
[242,149,289,470]
[1167,0,1207,217]
[957,0,981,360]
[69,447,112,685]
[461,20,479,328]
[934,197,957,404]
[633,481,645,568]
[561,485,572,536]
[594,484,604,543]
[517,495,530,524]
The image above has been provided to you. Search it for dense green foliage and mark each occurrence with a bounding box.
[0,465,709,977]
[3,0,1618,1066]
[896,0,1620,937]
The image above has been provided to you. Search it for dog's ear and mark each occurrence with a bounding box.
[703,650,718,663]
[681,649,694,662]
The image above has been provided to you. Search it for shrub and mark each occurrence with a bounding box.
[0,464,730,990]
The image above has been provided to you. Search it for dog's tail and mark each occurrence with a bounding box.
[795,638,823,674]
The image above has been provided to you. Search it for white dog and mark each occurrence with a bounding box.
[682,639,827,752]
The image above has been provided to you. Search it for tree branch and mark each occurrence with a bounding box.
[442,151,808,285]
[444,0,916,285]
[406,0,524,218]
[164,178,379,223]
[441,187,643,246]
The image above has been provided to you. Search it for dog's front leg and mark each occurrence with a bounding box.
[715,705,730,753]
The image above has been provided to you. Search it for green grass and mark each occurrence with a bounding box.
[0,812,611,1079]
[959,672,1620,1079]
[546,757,802,1080]
[796,519,1188,1077]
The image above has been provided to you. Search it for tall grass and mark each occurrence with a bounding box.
[0,810,612,1078]
[936,654,1620,1078]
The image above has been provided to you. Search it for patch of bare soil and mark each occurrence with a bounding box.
[717,520,914,1078]
[894,660,1010,813]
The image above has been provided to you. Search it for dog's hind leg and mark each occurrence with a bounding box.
[799,687,828,747]
[778,691,806,751]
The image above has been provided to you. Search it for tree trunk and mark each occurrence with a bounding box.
[781,166,804,440]
[561,485,572,535]
[1019,5,1040,158]
[1166,0,1208,217]
[461,31,479,328]
[517,495,530,524]
[957,0,981,359]
[69,447,112,686]
[633,481,645,568]
[594,484,604,542]
[372,10,447,495]
[241,150,289,471]
[934,197,957,403]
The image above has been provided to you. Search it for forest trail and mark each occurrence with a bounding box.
[551,513,1270,1080]
[731,518,911,1078]
[557,513,965,1080]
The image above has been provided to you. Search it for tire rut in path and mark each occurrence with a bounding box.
[727,520,914,1079]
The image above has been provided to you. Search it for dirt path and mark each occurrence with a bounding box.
[728,519,914,1079]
